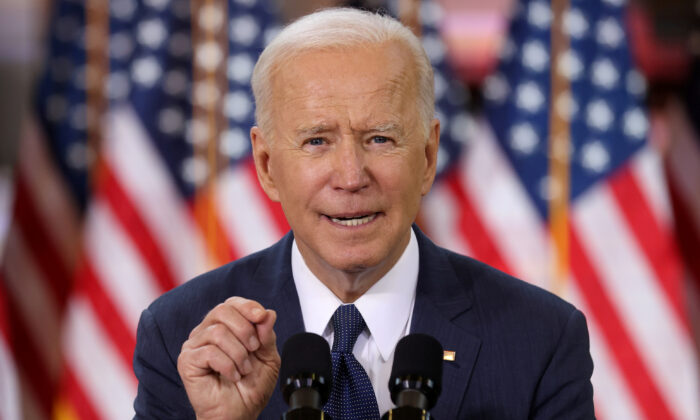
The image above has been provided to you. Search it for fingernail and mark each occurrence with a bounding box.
[249,335,260,350]
[243,358,252,374]
[252,308,263,318]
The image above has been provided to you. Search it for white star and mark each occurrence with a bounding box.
[564,8,589,39]
[169,32,191,58]
[138,19,167,49]
[181,156,209,186]
[591,58,619,89]
[51,57,73,83]
[198,3,224,32]
[434,72,447,101]
[45,95,68,122]
[623,108,648,140]
[55,16,80,42]
[144,0,169,11]
[626,70,647,97]
[194,82,220,107]
[555,92,578,119]
[111,0,136,21]
[450,112,472,144]
[597,18,624,49]
[220,128,249,159]
[70,104,87,130]
[510,122,539,154]
[66,142,91,170]
[557,49,584,81]
[228,53,254,84]
[516,81,545,113]
[107,71,130,100]
[230,15,260,46]
[264,25,282,46]
[72,66,86,90]
[131,56,162,87]
[446,80,469,106]
[602,0,625,7]
[586,99,614,131]
[234,0,256,6]
[158,108,185,136]
[522,40,549,72]
[527,1,552,30]
[163,69,188,96]
[224,91,252,121]
[436,146,449,174]
[423,34,446,64]
[172,0,190,20]
[110,32,134,60]
[538,175,564,201]
[195,41,224,71]
[580,140,610,173]
[421,1,444,27]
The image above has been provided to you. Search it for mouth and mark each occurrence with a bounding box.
[325,212,379,227]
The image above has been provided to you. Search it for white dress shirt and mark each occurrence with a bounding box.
[291,229,419,415]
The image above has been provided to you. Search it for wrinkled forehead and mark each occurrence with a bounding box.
[268,42,420,123]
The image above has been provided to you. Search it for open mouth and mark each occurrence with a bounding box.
[327,213,378,227]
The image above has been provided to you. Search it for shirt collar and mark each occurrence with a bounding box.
[292,229,419,362]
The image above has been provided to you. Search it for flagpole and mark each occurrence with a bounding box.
[192,0,230,269]
[548,0,572,296]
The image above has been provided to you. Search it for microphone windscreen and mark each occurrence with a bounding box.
[279,332,332,403]
[390,333,443,386]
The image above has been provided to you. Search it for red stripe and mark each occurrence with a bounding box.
[96,161,178,293]
[3,280,54,417]
[608,166,689,331]
[444,170,513,275]
[13,173,72,306]
[61,365,102,420]
[665,166,700,290]
[569,223,675,420]
[245,158,290,236]
[75,260,136,373]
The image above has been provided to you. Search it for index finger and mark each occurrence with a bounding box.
[189,297,268,341]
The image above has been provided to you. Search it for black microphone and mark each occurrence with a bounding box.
[279,332,333,420]
[381,334,443,420]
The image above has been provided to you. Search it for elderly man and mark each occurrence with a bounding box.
[133,8,594,420]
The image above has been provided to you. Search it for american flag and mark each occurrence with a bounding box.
[421,0,700,418]
[0,0,698,419]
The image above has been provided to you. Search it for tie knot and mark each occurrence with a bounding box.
[331,304,366,353]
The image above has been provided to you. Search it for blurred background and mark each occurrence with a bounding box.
[0,0,699,418]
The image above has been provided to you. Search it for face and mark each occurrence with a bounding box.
[251,42,439,283]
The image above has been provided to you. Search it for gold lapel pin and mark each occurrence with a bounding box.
[443,350,456,361]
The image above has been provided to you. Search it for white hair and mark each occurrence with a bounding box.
[250,7,434,137]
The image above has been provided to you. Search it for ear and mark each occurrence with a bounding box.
[250,126,281,202]
[421,118,440,196]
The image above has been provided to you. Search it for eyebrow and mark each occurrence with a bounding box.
[295,124,335,137]
[294,121,404,137]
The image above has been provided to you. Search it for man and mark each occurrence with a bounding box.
[133,8,595,419]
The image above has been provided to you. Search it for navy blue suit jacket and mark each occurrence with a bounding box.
[133,227,594,419]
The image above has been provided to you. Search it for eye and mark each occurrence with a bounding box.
[371,136,390,144]
[306,137,326,146]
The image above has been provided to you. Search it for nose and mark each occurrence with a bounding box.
[331,139,370,192]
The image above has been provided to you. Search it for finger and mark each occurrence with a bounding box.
[189,300,264,352]
[225,296,268,324]
[254,310,278,359]
[185,323,254,376]
[179,343,243,383]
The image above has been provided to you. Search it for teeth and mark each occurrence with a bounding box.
[331,213,376,227]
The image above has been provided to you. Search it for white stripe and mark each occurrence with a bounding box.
[630,147,672,225]
[63,297,136,420]
[85,200,161,332]
[0,333,20,420]
[573,185,699,420]
[216,164,282,256]
[17,376,42,420]
[459,119,550,289]
[105,106,208,283]
[3,228,62,377]
[565,282,642,420]
[18,117,81,267]
[422,183,471,256]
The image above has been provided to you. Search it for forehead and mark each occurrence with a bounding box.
[269,43,418,129]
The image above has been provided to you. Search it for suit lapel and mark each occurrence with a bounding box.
[411,227,481,418]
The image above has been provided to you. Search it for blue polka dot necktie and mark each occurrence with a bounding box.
[324,304,380,420]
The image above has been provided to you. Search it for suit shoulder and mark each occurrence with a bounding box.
[444,249,578,322]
